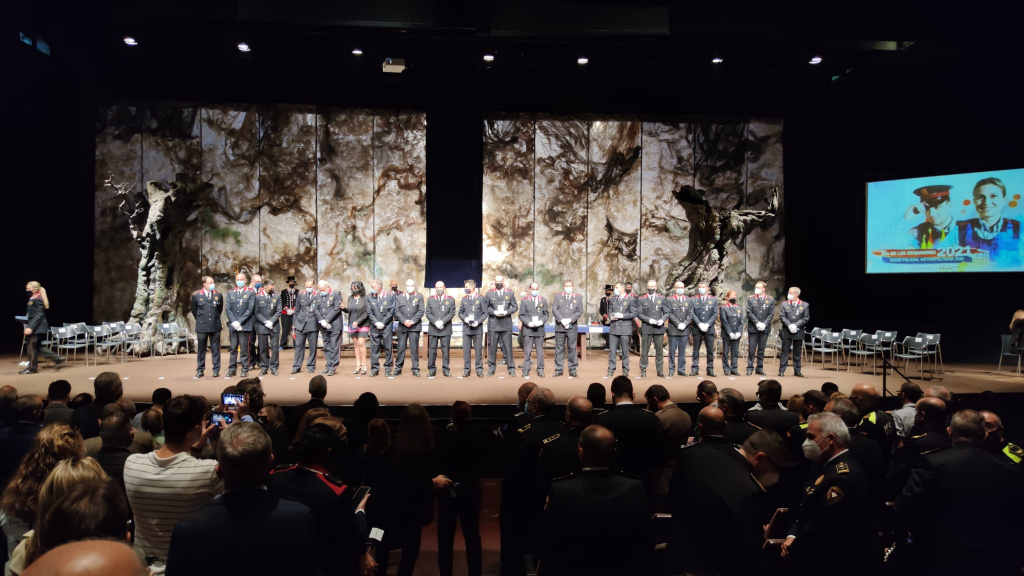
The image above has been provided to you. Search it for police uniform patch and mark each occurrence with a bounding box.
[543,434,560,445]
[517,423,531,434]
[1009,444,1023,457]
[836,462,849,474]
[826,486,844,503]
[814,475,824,485]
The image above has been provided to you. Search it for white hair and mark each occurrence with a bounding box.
[809,412,849,447]
[318,280,330,289]
[789,286,801,296]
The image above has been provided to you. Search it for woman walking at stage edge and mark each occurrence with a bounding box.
[20,281,63,374]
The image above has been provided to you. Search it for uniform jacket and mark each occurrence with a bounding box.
[745,294,776,332]
[665,294,693,337]
[552,291,584,333]
[314,290,343,332]
[719,302,745,338]
[689,295,719,335]
[458,292,487,336]
[293,290,319,333]
[606,294,637,336]
[25,295,49,335]
[745,404,799,437]
[226,287,256,331]
[779,298,810,340]
[484,289,518,332]
[637,292,668,335]
[425,294,456,336]
[599,295,612,326]
[191,289,223,333]
[280,288,299,312]
[597,403,665,481]
[519,295,549,336]
[395,291,424,333]
[253,290,282,335]
[367,291,396,329]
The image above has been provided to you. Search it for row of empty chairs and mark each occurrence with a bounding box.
[804,328,943,379]
[32,321,192,367]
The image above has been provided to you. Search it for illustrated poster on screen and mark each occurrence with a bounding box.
[866,168,1024,273]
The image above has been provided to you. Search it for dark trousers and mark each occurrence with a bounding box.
[780,337,802,372]
[437,489,483,576]
[319,328,340,370]
[257,330,280,371]
[499,504,527,576]
[377,519,424,576]
[463,333,483,373]
[279,313,293,347]
[488,330,515,371]
[691,329,714,372]
[196,331,221,373]
[521,334,544,374]
[722,337,739,372]
[668,334,688,375]
[747,330,769,370]
[608,334,630,373]
[228,328,252,373]
[27,333,61,371]
[639,333,665,374]
[248,334,258,370]
[428,335,451,372]
[292,330,319,371]
[396,331,420,371]
[553,330,577,373]
[369,325,394,374]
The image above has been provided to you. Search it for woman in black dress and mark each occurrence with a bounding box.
[21,281,62,374]
[347,281,370,374]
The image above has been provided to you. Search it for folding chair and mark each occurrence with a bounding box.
[999,335,1022,374]
[848,333,880,374]
[874,330,898,362]
[811,331,843,371]
[917,333,944,374]
[893,335,931,380]
[90,325,123,365]
[839,329,863,367]
[157,323,191,356]
[803,327,830,359]
[124,323,145,359]
[54,325,88,365]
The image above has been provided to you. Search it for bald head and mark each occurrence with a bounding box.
[527,387,555,416]
[915,397,947,430]
[697,406,726,438]
[566,396,594,429]
[22,540,145,576]
[579,425,615,468]
[517,382,538,410]
[849,383,879,415]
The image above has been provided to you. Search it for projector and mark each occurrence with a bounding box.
[382,58,406,73]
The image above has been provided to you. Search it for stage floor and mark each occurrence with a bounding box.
[4,349,1023,407]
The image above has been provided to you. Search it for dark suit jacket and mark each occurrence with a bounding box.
[71,398,115,439]
[0,421,43,484]
[746,405,800,437]
[287,398,329,434]
[166,488,318,576]
[536,470,652,576]
[597,403,664,489]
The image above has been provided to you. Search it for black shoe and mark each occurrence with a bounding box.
[291,368,300,374]
[756,368,766,375]
[508,369,516,377]
[429,370,436,378]
[690,370,699,376]
[554,371,563,377]
[522,371,530,379]
[271,370,278,376]
[477,370,484,378]
[794,371,805,377]
[240,371,248,378]
[462,370,470,377]
[195,371,204,378]
[19,368,37,374]
[370,371,379,377]
[607,370,614,378]
[54,358,66,371]
[657,372,665,378]
[537,371,544,378]
[412,370,420,377]
[213,371,220,377]
[487,369,495,377]
[443,369,451,377]
[677,371,686,377]
[259,369,268,376]
[393,370,402,377]
[747,368,753,375]
[640,370,646,378]
[569,370,577,378]
[778,371,786,377]
[227,371,237,377]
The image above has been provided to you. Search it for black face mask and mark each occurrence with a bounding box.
[391,286,399,292]
[624,288,632,294]
[288,284,295,289]
[647,289,656,295]
[26,290,33,298]
[729,298,737,304]
[495,283,504,290]
[267,289,275,296]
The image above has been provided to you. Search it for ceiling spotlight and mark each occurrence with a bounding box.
[237,42,250,53]
[352,48,363,55]
[123,36,138,47]
[809,55,822,64]
[577,57,589,65]
[483,54,495,62]
[711,56,723,64]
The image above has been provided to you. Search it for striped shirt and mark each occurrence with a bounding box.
[124,451,222,563]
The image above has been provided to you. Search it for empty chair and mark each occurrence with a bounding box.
[123,323,145,359]
[803,327,830,358]
[999,334,1022,375]
[157,322,191,356]
[90,324,123,365]
[54,325,88,365]
[917,332,944,374]
[811,331,843,371]
[848,333,880,374]
[839,329,863,366]
[893,335,931,380]
[873,330,898,361]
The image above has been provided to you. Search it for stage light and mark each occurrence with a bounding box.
[483,54,495,62]
[352,48,363,55]
[577,57,589,65]
[123,36,138,47]
[809,55,822,64]
[712,56,723,64]
[238,42,250,53]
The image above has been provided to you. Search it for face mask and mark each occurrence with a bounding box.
[267,289,275,296]
[729,298,737,304]
[564,286,572,294]
[236,281,245,288]
[758,469,780,487]
[675,288,684,295]
[788,293,796,301]
[531,290,538,297]
[754,287,763,295]
[614,288,621,296]
[306,288,314,294]
[288,283,296,289]
[205,284,214,292]
[698,287,707,295]
[391,286,399,292]
[352,287,360,294]
[26,290,33,298]
[436,288,445,295]
[370,287,377,294]
[406,286,415,293]
[320,290,328,296]
[624,287,632,294]
[647,288,656,295]
[495,283,504,290]
[802,437,824,461]
[253,282,262,289]
[464,288,472,294]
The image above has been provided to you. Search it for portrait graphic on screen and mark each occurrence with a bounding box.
[866,168,1024,273]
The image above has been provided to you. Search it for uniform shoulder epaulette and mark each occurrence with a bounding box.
[1007,443,1023,457]
[517,423,532,434]
[799,422,809,429]
[835,461,849,474]
[919,448,942,456]
[543,433,561,445]
[270,463,297,473]
[748,421,762,430]
[193,290,202,295]
[910,433,926,439]
[679,440,698,450]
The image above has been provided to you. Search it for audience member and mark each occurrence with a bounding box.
[292,407,330,445]
[166,423,318,576]
[93,411,135,488]
[42,381,74,426]
[538,396,591,482]
[849,383,895,462]
[536,425,653,576]
[826,398,885,507]
[348,392,381,448]
[0,424,84,560]
[0,386,18,429]
[786,390,827,456]
[123,395,222,570]
[21,540,145,576]
[585,382,607,416]
[719,388,759,445]
[0,395,45,483]
[25,479,130,571]
[68,393,92,411]
[643,384,691,508]
[140,408,164,450]
[786,394,805,420]
[70,372,123,439]
[512,382,538,428]
[360,418,394,571]
[83,401,153,456]
[287,375,329,433]
[746,380,799,436]
[596,377,663,498]
[887,397,950,497]
[695,380,719,407]
[980,410,1023,466]
[258,403,291,464]
[435,401,483,576]
[133,388,171,431]
[820,382,839,397]
[893,382,923,439]
[893,410,1021,575]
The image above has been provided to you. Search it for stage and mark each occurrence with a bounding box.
[6,349,1023,407]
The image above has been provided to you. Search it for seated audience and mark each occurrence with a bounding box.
[92,411,135,488]
[644,384,691,508]
[348,392,381,448]
[746,380,799,436]
[597,377,663,496]
[140,408,164,450]
[892,382,923,439]
[133,388,171,431]
[21,540,145,576]
[980,410,1023,466]
[887,397,950,496]
[70,372,123,439]
[83,401,153,456]
[68,393,92,411]
[820,382,839,397]
[258,403,290,464]
[826,398,885,507]
[586,382,608,416]
[696,380,719,408]
[850,383,896,462]
[786,394,805,421]
[166,423,318,576]
[719,388,759,445]
[42,381,74,426]
[292,407,330,445]
[287,375,329,433]
[0,386,18,429]
[0,395,45,483]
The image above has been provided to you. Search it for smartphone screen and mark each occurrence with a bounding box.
[222,393,244,407]
[209,411,234,426]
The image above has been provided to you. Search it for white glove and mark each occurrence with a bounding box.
[287,309,294,315]
[648,318,658,325]
[320,320,330,329]
[732,332,740,340]
[788,324,798,333]
[561,318,570,328]
[613,312,624,319]
[264,321,273,329]
[435,321,443,329]
[657,319,665,326]
[699,323,709,332]
[231,321,242,331]
[375,322,385,330]
[496,311,505,317]
[472,321,480,327]
[756,322,766,331]
[677,322,685,330]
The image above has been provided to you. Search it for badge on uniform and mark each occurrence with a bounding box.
[543,434,560,444]
[836,461,849,474]
[814,475,824,485]
[826,486,844,504]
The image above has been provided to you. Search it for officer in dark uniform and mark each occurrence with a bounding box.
[458,280,486,378]
[538,396,592,482]
[850,383,896,462]
[367,278,396,377]
[719,388,761,445]
[552,280,584,378]
[279,276,298,349]
[226,271,256,377]
[689,282,719,377]
[781,413,875,576]
[394,278,424,377]
[426,281,456,378]
[665,281,692,377]
[745,280,775,375]
[606,283,637,378]
[313,281,343,376]
[21,281,63,374]
[484,275,518,377]
[778,286,810,377]
[252,274,282,376]
[637,279,667,378]
[887,397,950,496]
[719,290,744,376]
[291,280,320,374]
[191,276,223,378]
[519,283,548,378]
[909,185,956,249]
[980,409,1024,466]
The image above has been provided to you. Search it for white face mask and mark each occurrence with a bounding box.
[802,437,824,461]
[754,287,763,295]
[406,286,415,293]
[205,284,214,292]
[698,287,707,295]
[564,286,572,294]
[758,469,780,487]
[675,288,684,295]
[788,293,796,301]
[613,288,621,296]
